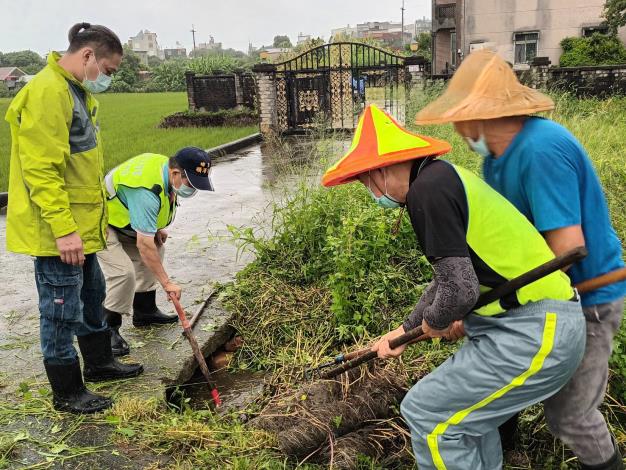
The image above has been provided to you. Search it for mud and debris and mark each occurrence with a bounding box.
[250,366,409,462]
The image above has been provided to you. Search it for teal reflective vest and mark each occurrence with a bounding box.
[105,153,176,231]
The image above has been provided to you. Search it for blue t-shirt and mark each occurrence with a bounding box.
[483,117,626,307]
[116,164,170,236]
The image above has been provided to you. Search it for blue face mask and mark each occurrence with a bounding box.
[465,134,492,158]
[372,192,402,209]
[83,55,112,94]
[368,169,402,209]
[174,183,198,198]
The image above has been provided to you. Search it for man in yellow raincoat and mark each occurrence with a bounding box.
[5,23,142,414]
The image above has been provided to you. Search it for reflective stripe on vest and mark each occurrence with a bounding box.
[452,164,573,316]
[107,153,175,231]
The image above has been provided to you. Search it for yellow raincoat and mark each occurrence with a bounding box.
[4,52,107,256]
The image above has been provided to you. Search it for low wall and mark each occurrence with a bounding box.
[516,62,626,97]
[185,71,257,112]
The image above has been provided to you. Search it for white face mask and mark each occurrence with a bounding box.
[465,134,492,158]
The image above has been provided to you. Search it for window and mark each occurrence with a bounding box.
[582,25,609,37]
[450,31,457,67]
[514,32,539,64]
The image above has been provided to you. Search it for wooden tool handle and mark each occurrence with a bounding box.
[319,247,588,380]
[575,267,626,294]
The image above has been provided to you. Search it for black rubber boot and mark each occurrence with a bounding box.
[78,331,144,382]
[132,290,177,327]
[104,308,130,357]
[44,359,112,414]
[581,437,624,470]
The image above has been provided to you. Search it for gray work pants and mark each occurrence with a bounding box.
[544,297,624,465]
[401,299,585,469]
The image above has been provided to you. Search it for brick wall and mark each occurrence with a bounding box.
[515,63,626,97]
[185,72,257,112]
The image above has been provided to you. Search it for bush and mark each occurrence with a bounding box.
[159,108,258,128]
[228,177,431,340]
[109,78,134,93]
[559,33,626,66]
[0,81,17,98]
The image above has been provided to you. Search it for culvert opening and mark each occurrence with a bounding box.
[165,335,267,414]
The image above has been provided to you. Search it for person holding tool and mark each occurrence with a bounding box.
[97,147,214,356]
[4,23,143,414]
[415,50,626,470]
[322,104,586,469]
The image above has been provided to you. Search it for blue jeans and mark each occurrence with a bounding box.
[34,254,108,365]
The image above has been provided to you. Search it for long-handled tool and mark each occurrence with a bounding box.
[170,293,222,407]
[575,267,626,294]
[318,246,588,380]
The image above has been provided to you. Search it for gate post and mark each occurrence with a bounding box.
[404,56,427,89]
[252,63,278,136]
[233,70,244,108]
[185,71,197,112]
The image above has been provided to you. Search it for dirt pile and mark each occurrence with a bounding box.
[250,365,412,467]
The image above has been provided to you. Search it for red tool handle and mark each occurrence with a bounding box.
[170,293,222,407]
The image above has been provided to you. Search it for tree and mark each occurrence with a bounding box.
[604,0,626,34]
[147,55,163,68]
[559,33,626,66]
[273,35,293,48]
[110,45,141,90]
[0,50,46,74]
[414,32,432,61]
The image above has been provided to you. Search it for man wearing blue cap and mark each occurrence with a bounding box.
[98,147,214,356]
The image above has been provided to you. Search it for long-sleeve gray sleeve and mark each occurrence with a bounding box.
[403,257,480,332]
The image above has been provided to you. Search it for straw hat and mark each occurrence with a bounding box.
[322,104,451,187]
[414,50,554,125]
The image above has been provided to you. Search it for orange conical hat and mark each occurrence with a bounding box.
[414,49,554,124]
[322,104,451,187]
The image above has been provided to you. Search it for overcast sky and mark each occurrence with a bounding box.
[1,0,431,55]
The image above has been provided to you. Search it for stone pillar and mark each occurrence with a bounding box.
[185,71,196,112]
[233,71,244,108]
[252,64,277,136]
[405,56,427,89]
[527,57,551,89]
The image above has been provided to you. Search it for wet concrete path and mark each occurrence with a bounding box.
[0,144,279,401]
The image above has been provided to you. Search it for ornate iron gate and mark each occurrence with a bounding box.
[274,42,408,133]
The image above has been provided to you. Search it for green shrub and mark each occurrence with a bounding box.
[229,177,431,340]
[559,33,626,67]
[109,78,133,93]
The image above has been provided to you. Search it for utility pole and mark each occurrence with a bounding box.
[190,24,197,53]
[401,0,406,48]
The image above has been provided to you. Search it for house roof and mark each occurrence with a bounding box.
[0,67,26,80]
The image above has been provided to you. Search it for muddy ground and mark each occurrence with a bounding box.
[0,144,284,469]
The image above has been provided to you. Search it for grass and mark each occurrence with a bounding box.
[0,92,258,192]
[2,89,626,469]
[222,88,626,468]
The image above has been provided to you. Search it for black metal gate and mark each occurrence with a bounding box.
[274,42,408,133]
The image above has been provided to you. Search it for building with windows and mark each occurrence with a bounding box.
[197,36,222,52]
[0,67,26,90]
[128,29,162,63]
[331,20,415,48]
[431,0,626,75]
[164,42,187,60]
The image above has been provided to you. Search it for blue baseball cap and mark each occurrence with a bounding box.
[174,147,214,191]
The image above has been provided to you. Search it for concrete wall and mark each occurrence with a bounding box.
[434,30,452,74]
[464,0,613,66]
[516,63,626,97]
